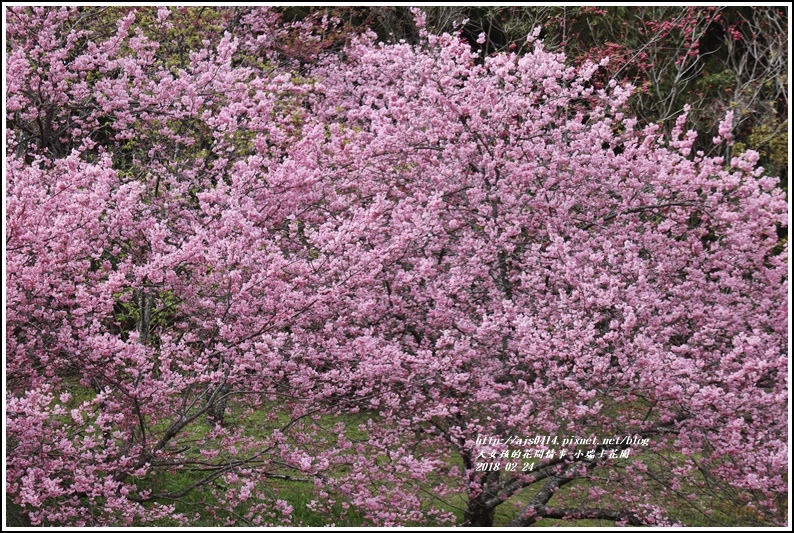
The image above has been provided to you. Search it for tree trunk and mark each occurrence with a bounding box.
[137,288,154,344]
[207,383,229,425]
[464,469,500,526]
[465,498,496,527]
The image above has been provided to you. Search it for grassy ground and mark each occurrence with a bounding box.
[22,379,785,527]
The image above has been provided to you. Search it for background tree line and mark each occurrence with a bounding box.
[6,5,788,528]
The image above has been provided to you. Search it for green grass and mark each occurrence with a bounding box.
[24,384,786,527]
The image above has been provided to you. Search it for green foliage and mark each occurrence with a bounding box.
[734,116,788,190]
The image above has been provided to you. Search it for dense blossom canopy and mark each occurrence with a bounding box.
[5,6,788,527]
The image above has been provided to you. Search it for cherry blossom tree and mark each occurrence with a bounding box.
[6,6,788,527]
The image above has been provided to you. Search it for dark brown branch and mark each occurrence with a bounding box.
[511,506,643,526]
[581,201,712,231]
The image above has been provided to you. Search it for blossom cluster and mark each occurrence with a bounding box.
[6,6,787,527]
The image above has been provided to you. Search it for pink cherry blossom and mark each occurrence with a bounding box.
[6,6,787,527]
